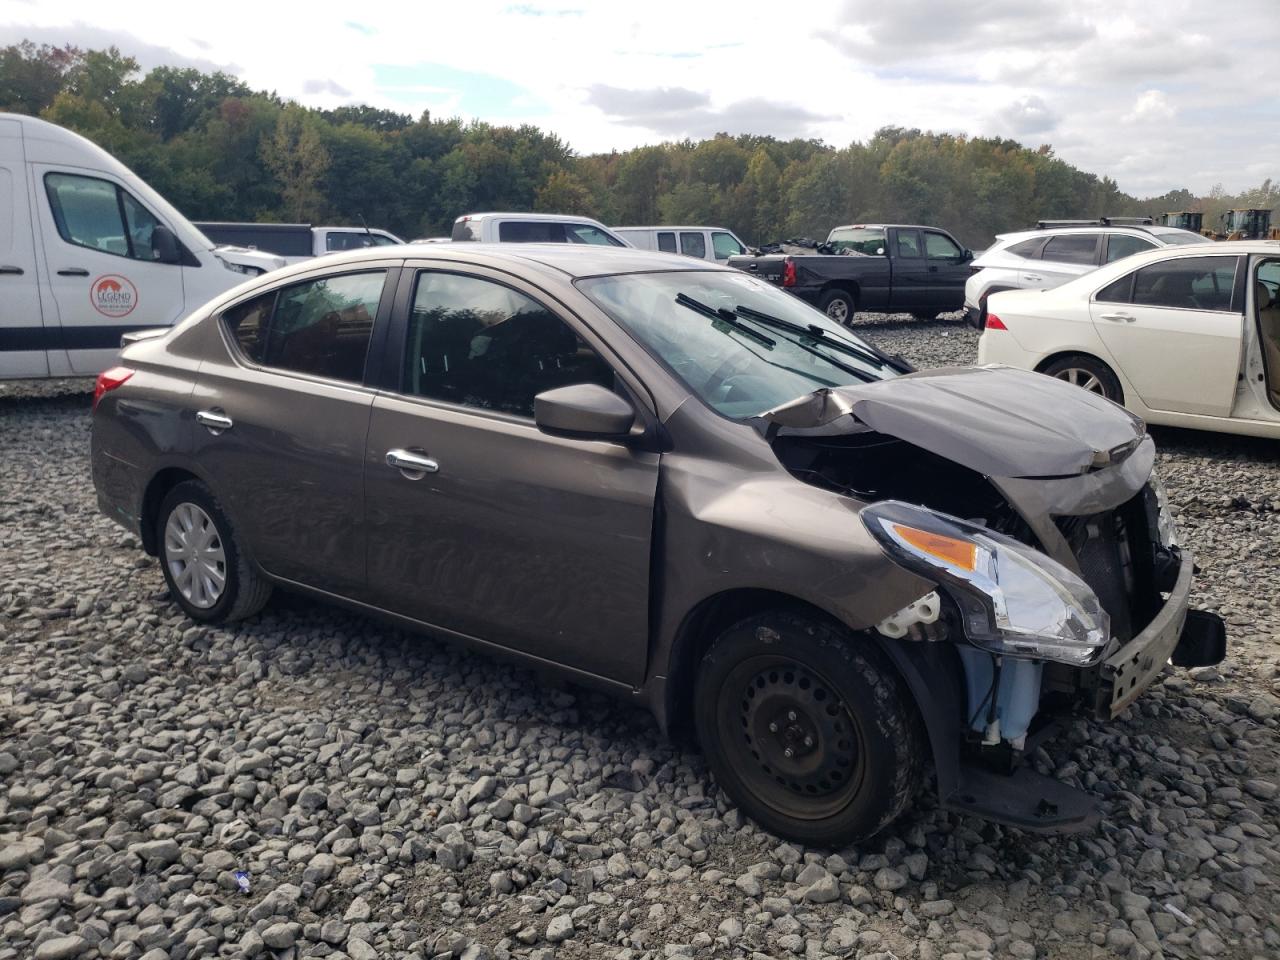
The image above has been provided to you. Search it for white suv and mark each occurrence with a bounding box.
[963,219,1205,327]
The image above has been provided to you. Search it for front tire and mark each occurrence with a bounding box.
[694,612,922,846]
[1041,354,1124,403]
[157,480,272,623]
[818,289,857,325]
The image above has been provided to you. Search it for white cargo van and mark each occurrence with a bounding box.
[615,225,749,262]
[0,113,286,379]
[451,212,630,246]
[194,222,403,264]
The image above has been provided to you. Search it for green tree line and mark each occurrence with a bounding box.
[2,40,1275,247]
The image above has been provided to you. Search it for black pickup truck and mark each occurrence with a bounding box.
[728,224,974,323]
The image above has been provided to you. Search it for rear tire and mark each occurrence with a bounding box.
[694,611,922,846]
[157,480,272,624]
[1041,354,1124,403]
[818,289,857,325]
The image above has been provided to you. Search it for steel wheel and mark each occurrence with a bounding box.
[163,502,227,609]
[719,655,867,820]
[825,299,849,323]
[1054,367,1105,395]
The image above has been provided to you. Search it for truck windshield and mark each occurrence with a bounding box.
[578,271,898,419]
[826,227,886,256]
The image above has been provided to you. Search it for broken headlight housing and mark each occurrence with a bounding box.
[864,501,1110,666]
[1148,468,1178,548]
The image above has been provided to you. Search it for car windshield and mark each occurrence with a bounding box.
[578,270,898,419]
[1151,228,1209,246]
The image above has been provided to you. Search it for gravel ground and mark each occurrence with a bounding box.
[2,319,1279,960]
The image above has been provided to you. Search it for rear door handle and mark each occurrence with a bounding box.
[386,448,439,478]
[196,410,234,433]
[0,265,23,276]
[57,267,89,277]
[1099,312,1135,322]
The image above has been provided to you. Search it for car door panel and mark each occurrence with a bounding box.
[1090,255,1243,417]
[32,165,187,376]
[364,397,659,682]
[889,228,928,310]
[921,230,969,311]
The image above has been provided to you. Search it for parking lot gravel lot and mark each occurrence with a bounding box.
[2,317,1279,960]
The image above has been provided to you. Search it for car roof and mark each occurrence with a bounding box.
[455,212,609,225]
[615,225,736,232]
[256,242,729,284]
[992,225,1201,244]
[829,223,945,232]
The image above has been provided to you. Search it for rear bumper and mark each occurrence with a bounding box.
[91,433,145,540]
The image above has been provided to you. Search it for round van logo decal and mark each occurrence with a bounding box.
[90,275,138,318]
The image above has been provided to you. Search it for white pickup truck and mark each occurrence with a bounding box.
[0,113,285,380]
[194,222,403,264]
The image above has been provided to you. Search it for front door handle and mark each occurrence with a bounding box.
[0,265,23,276]
[196,410,234,433]
[1024,274,1043,283]
[386,448,439,478]
[57,267,89,277]
[1099,312,1135,322]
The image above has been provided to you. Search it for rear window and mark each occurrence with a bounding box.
[451,218,482,241]
[826,227,885,256]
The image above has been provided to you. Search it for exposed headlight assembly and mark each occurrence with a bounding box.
[864,500,1109,666]
[216,255,260,276]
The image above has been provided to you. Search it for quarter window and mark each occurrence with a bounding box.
[221,272,384,382]
[1006,238,1046,258]
[924,232,962,260]
[1132,256,1239,312]
[712,231,744,259]
[403,271,615,417]
[680,232,707,259]
[1041,234,1099,265]
[657,232,677,253]
[1095,273,1134,304]
[44,172,169,262]
[1105,234,1157,263]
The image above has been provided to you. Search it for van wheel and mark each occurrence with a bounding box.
[819,289,857,325]
[157,480,272,623]
[1041,354,1123,403]
[694,612,922,846]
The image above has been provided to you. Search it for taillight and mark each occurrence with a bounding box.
[985,314,1008,331]
[782,258,797,287]
[93,366,134,410]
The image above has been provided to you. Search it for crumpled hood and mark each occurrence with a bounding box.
[762,365,1146,479]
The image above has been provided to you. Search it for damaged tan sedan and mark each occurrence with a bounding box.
[92,245,1226,844]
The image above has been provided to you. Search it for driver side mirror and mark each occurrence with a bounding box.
[962,248,974,261]
[534,383,636,442]
[152,225,181,264]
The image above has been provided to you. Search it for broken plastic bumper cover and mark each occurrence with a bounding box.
[942,762,1101,833]
[1095,548,1224,719]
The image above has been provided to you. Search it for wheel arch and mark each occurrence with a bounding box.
[139,466,203,555]
[1034,349,1126,404]
[819,280,860,301]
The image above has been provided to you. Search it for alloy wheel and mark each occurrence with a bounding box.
[1054,367,1106,395]
[163,502,227,609]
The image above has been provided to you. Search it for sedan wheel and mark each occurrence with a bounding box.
[157,480,272,623]
[1054,367,1105,395]
[164,502,226,609]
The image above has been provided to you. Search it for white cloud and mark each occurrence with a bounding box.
[0,0,1276,195]
[1124,90,1176,124]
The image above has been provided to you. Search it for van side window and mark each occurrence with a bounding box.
[680,232,707,259]
[657,232,677,253]
[44,173,168,263]
[499,221,567,243]
[221,272,385,382]
[403,271,615,417]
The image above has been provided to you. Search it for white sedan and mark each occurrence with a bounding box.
[978,241,1280,438]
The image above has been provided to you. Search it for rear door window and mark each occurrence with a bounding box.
[222,271,386,382]
[1132,256,1240,312]
[680,231,707,259]
[657,231,677,253]
[1041,234,1100,266]
[1104,234,1157,263]
[894,230,922,258]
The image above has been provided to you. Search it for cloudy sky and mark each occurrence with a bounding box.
[2,0,1276,196]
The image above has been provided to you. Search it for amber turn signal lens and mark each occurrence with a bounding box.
[890,523,978,572]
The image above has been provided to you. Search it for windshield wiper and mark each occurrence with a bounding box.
[731,304,888,369]
[675,293,775,348]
